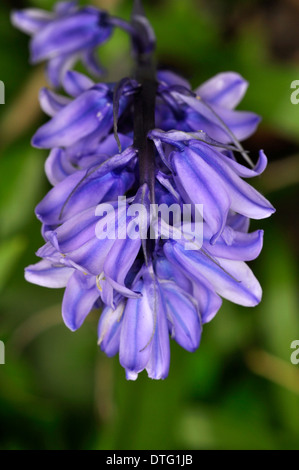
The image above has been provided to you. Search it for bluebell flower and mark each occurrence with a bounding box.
[98,264,201,380]
[35,146,137,225]
[26,184,151,318]
[11,1,113,87]
[44,132,133,186]
[149,129,275,243]
[157,71,261,143]
[163,228,263,308]
[17,1,276,380]
[32,79,138,149]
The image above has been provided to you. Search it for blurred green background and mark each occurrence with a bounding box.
[0,0,299,450]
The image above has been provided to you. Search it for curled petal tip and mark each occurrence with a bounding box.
[125,370,138,381]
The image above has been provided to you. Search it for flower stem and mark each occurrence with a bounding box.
[131,0,157,203]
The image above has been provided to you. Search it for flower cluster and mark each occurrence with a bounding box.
[13,1,275,380]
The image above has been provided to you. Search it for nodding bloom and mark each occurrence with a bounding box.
[15,0,275,380]
[12,1,113,87]
[149,129,274,243]
[156,70,261,143]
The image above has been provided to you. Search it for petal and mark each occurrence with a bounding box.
[36,241,62,261]
[30,9,108,62]
[49,202,116,250]
[63,70,94,97]
[191,104,260,143]
[155,257,192,293]
[94,133,133,157]
[66,238,115,275]
[172,147,231,242]
[62,271,100,331]
[11,9,53,35]
[39,88,71,117]
[119,279,154,374]
[54,1,78,16]
[175,92,261,143]
[210,106,261,142]
[192,280,222,324]
[227,213,250,233]
[63,101,130,160]
[158,70,191,90]
[103,238,142,296]
[164,241,262,307]
[98,277,114,307]
[98,301,124,357]
[203,226,264,261]
[37,151,135,225]
[82,48,105,77]
[125,370,138,381]
[45,148,76,185]
[214,257,262,306]
[53,206,100,251]
[32,87,111,148]
[196,72,248,109]
[66,127,109,161]
[103,186,150,294]
[217,149,268,178]
[46,53,78,88]
[191,143,275,220]
[37,170,129,225]
[146,290,170,380]
[35,170,88,224]
[25,259,73,288]
[160,280,201,352]
[58,204,128,274]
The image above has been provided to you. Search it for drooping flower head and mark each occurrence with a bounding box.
[12,1,134,87]
[14,0,275,380]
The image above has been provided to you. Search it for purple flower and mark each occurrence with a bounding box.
[44,132,133,186]
[17,1,276,380]
[36,146,137,225]
[163,229,263,309]
[99,265,201,380]
[32,76,139,178]
[11,2,113,87]
[33,84,120,149]
[26,185,151,323]
[157,71,260,143]
[150,129,275,243]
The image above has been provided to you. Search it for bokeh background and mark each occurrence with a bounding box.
[0,0,299,450]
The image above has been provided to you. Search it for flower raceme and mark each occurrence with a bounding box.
[14,1,275,380]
